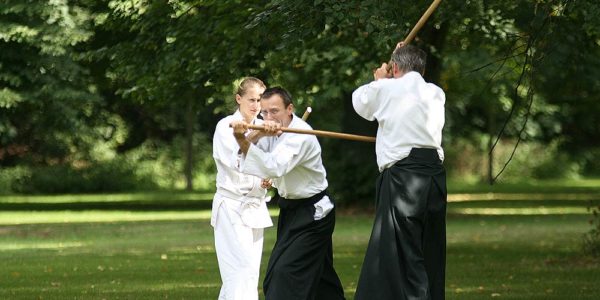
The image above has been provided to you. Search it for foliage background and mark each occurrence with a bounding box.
[1,0,599,201]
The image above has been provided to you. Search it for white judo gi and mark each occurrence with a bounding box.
[212,110,273,300]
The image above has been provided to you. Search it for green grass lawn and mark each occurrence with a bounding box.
[1,210,599,299]
[1,184,599,299]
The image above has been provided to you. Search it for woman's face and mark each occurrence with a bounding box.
[236,84,265,121]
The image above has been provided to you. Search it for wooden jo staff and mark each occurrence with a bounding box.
[297,106,374,142]
[301,107,312,121]
[233,124,376,143]
[386,0,442,73]
[404,0,442,45]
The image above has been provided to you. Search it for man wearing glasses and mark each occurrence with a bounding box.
[230,87,345,300]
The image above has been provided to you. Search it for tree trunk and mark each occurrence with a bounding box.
[184,96,194,191]
[487,104,496,185]
[423,20,448,85]
[488,133,494,185]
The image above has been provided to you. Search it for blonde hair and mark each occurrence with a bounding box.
[236,77,266,96]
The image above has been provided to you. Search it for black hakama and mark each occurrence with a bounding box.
[355,148,447,300]
[263,191,346,300]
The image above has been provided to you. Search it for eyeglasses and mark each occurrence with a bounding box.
[260,109,281,117]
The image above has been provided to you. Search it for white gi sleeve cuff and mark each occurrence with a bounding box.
[313,195,334,221]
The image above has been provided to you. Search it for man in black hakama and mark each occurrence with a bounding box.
[352,44,447,299]
[355,148,446,299]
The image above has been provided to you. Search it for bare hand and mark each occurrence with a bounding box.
[262,120,282,136]
[230,120,249,139]
[373,63,391,80]
[261,179,272,189]
[395,41,406,49]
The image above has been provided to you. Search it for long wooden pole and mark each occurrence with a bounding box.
[386,0,442,73]
[301,107,312,121]
[238,124,376,143]
[403,0,442,45]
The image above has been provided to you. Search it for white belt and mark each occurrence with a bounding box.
[215,189,273,229]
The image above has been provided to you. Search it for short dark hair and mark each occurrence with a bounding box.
[261,86,293,107]
[391,45,427,75]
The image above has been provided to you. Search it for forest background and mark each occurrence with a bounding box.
[1,0,599,202]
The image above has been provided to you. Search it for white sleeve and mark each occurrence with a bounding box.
[213,120,241,170]
[241,136,304,179]
[352,81,382,121]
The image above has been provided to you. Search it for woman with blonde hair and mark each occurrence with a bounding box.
[211,77,272,300]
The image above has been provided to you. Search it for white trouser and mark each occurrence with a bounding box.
[214,201,264,300]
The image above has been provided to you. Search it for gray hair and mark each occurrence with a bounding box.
[391,45,427,75]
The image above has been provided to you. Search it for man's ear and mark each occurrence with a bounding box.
[287,104,294,115]
[393,63,408,78]
[392,63,400,76]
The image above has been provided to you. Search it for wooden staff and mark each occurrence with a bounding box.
[233,124,376,143]
[403,0,442,45]
[386,0,442,73]
[301,107,312,121]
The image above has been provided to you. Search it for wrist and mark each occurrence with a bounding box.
[236,137,250,155]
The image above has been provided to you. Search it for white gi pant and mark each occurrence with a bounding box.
[212,193,271,300]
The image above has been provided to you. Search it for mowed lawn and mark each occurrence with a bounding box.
[1,193,599,299]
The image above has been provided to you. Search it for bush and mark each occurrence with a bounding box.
[444,138,582,183]
[12,159,157,194]
[583,202,600,257]
[128,135,216,191]
[581,148,600,176]
[0,167,28,195]
[531,152,581,180]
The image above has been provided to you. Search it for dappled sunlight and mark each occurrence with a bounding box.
[448,285,505,297]
[81,282,221,294]
[144,282,220,291]
[449,207,588,215]
[0,193,214,203]
[4,282,220,295]
[448,193,600,201]
[195,245,215,253]
[0,209,280,225]
[0,241,84,251]
[164,245,215,254]
[0,211,212,225]
[332,252,363,258]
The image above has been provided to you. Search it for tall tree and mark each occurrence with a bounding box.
[0,0,100,166]
[85,0,270,190]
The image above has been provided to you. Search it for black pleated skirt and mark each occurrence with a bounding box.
[264,190,345,300]
[355,148,447,300]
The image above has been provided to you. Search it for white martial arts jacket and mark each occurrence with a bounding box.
[212,110,273,229]
[239,114,333,219]
[352,71,446,172]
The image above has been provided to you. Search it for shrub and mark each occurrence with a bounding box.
[583,202,600,257]
[12,159,157,194]
[0,167,29,195]
[444,138,582,183]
